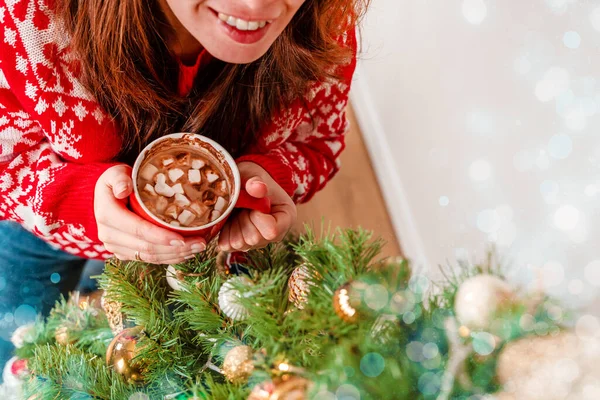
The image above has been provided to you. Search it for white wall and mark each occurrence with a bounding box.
[351,0,600,308]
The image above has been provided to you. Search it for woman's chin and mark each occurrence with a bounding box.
[204,42,271,64]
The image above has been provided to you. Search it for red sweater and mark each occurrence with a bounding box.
[0,1,356,260]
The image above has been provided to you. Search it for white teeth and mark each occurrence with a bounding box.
[236,19,249,30]
[218,12,270,31]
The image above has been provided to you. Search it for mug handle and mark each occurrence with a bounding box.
[235,190,272,214]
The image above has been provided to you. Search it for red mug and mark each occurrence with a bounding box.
[130,133,271,241]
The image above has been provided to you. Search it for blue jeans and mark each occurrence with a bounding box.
[0,221,105,378]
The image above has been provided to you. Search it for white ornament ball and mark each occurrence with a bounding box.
[455,274,514,330]
[10,323,35,349]
[2,356,28,397]
[166,265,189,292]
[218,276,254,321]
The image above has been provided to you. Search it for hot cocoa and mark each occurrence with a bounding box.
[136,144,231,227]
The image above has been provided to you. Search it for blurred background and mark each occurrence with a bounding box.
[299,0,600,310]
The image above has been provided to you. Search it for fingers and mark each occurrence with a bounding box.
[248,211,279,241]
[219,212,255,252]
[240,212,263,247]
[245,176,268,199]
[110,245,195,265]
[218,208,292,252]
[218,218,233,251]
[99,226,203,256]
[97,203,186,246]
[102,165,134,199]
[249,204,295,241]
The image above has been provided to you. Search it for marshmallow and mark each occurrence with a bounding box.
[206,171,219,183]
[178,210,196,226]
[155,196,168,213]
[162,157,175,167]
[144,184,157,196]
[156,173,167,184]
[155,181,175,198]
[172,183,184,194]
[214,196,227,212]
[174,193,191,207]
[140,163,159,181]
[215,180,228,196]
[168,168,184,183]
[170,221,181,227]
[191,159,206,170]
[165,204,179,219]
[188,169,201,184]
[211,210,221,222]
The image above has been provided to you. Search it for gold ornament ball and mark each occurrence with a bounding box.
[223,345,255,384]
[106,326,146,384]
[54,326,73,345]
[333,282,360,323]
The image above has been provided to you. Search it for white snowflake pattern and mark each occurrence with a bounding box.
[3,27,16,47]
[34,98,48,114]
[92,108,105,124]
[24,81,37,99]
[72,102,88,121]
[15,54,27,74]
[52,97,67,116]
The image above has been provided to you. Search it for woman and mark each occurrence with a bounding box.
[0,0,363,371]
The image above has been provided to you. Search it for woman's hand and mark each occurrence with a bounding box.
[94,165,207,264]
[218,162,297,252]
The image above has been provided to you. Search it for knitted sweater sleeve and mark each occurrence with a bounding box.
[0,77,117,246]
[237,28,358,204]
[0,3,120,252]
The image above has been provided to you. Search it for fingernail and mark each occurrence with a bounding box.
[185,255,196,260]
[191,243,206,252]
[115,182,128,195]
[170,240,186,247]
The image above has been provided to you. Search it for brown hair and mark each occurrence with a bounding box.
[55,0,368,160]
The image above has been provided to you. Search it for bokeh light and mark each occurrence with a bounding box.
[472,332,496,356]
[50,272,61,284]
[591,6,600,31]
[462,0,487,25]
[547,134,572,159]
[553,205,580,230]
[418,372,442,396]
[364,284,389,311]
[360,353,385,378]
[584,260,600,286]
[406,341,425,363]
[540,180,560,204]
[535,67,570,102]
[336,384,361,400]
[563,31,581,49]
[469,159,492,181]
